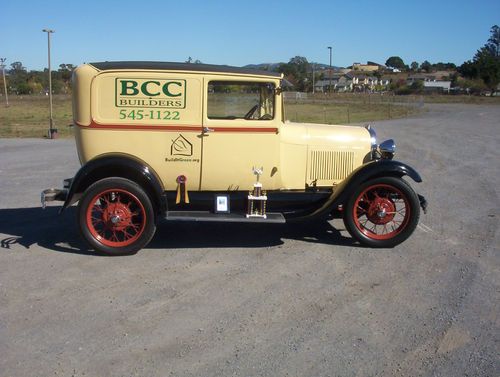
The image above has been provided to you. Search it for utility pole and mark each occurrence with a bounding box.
[0,58,8,106]
[42,29,55,139]
[312,63,315,94]
[327,46,332,94]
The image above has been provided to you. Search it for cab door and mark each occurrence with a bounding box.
[200,77,281,191]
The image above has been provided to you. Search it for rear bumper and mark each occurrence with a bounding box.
[41,178,72,209]
[41,189,67,209]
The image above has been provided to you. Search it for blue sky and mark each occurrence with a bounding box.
[1,0,499,70]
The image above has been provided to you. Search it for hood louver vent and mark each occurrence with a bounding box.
[308,150,355,182]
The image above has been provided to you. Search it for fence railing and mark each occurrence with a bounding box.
[283,92,424,124]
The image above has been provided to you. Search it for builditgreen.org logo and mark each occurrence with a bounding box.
[115,78,186,109]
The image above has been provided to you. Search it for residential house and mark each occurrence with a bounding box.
[379,76,392,87]
[314,70,390,92]
[407,74,451,92]
[347,72,385,91]
[314,75,353,92]
[423,81,451,92]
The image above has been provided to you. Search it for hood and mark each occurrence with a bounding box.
[282,121,371,151]
[281,122,373,186]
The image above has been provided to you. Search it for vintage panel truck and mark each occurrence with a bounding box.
[42,61,427,255]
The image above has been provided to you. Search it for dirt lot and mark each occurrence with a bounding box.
[0,104,498,377]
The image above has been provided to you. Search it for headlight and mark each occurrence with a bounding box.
[378,139,396,159]
[365,125,396,160]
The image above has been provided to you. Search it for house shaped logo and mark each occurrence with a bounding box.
[171,134,193,156]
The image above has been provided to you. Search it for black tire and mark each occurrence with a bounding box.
[77,178,156,256]
[343,176,420,248]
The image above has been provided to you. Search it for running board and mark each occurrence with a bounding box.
[165,211,286,223]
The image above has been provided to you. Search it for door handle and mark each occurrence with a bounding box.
[203,127,214,133]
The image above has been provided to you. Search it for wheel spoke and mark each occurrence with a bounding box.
[91,216,104,224]
[123,228,137,239]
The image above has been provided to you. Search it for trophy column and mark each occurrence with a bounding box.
[247,167,267,219]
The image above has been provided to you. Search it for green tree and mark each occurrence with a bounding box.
[420,60,432,73]
[10,61,26,72]
[410,61,419,71]
[277,56,310,91]
[8,61,28,93]
[485,25,500,57]
[4,61,76,95]
[16,82,31,95]
[432,62,457,71]
[459,25,500,93]
[474,48,500,91]
[409,80,424,93]
[385,56,406,70]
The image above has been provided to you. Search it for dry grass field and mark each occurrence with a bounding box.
[0,93,498,138]
[0,95,73,138]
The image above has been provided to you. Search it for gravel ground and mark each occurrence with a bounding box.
[0,104,498,377]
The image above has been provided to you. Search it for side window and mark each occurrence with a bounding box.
[207,81,275,120]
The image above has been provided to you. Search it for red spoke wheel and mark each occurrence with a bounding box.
[78,178,156,255]
[343,177,420,248]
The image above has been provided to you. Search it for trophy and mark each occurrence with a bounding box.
[247,167,267,218]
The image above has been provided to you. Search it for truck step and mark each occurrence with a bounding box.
[165,211,286,223]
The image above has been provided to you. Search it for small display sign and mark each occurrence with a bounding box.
[215,195,230,213]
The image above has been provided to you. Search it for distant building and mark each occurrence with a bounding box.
[406,73,431,83]
[379,76,392,86]
[387,67,402,73]
[314,75,353,92]
[407,74,451,92]
[352,62,381,72]
[423,81,451,92]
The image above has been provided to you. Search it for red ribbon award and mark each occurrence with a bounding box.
[175,175,190,204]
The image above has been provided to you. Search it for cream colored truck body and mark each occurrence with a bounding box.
[72,63,372,192]
[41,61,426,254]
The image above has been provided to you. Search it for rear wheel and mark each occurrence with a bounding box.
[343,177,420,248]
[77,178,156,255]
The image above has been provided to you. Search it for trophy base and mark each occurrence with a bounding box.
[246,213,267,219]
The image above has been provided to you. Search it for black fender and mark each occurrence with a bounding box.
[61,153,166,214]
[291,159,422,221]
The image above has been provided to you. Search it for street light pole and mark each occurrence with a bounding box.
[312,63,315,94]
[42,29,55,139]
[327,46,332,94]
[0,58,8,107]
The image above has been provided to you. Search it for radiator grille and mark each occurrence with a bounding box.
[308,150,355,181]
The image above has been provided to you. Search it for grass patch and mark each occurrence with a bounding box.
[284,101,420,124]
[0,95,73,138]
[0,93,497,138]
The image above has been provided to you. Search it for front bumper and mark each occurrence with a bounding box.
[418,194,428,214]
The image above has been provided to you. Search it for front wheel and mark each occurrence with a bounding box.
[343,177,420,248]
[77,178,156,255]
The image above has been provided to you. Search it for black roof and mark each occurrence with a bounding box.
[89,61,282,78]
